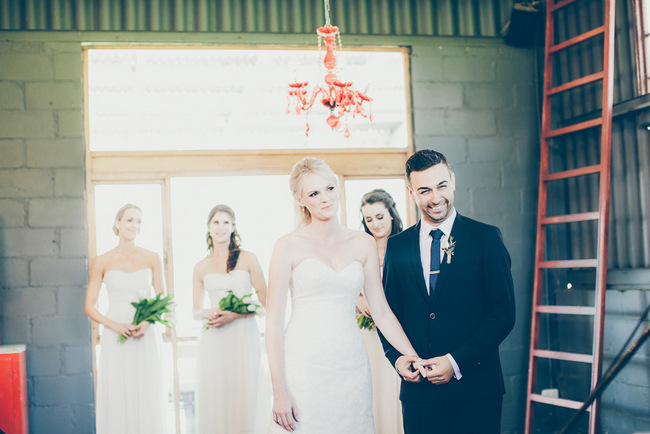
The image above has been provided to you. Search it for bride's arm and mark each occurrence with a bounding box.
[266,237,299,432]
[360,235,419,358]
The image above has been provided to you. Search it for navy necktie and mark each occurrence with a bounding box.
[429,229,443,300]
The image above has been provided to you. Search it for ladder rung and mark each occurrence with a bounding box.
[529,393,591,411]
[541,212,600,224]
[545,118,602,138]
[539,259,598,268]
[544,164,601,181]
[536,305,596,315]
[533,349,594,363]
[549,0,581,12]
[550,26,605,53]
[548,72,604,96]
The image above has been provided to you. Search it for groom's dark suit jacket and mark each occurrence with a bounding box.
[379,213,516,403]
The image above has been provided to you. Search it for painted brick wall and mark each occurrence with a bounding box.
[0,40,92,434]
[600,289,650,433]
[410,40,539,433]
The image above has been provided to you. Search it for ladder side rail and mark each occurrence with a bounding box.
[589,1,616,432]
[524,1,557,431]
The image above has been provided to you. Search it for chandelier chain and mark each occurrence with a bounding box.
[324,0,331,27]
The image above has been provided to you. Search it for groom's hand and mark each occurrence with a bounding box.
[421,356,454,384]
[396,355,423,383]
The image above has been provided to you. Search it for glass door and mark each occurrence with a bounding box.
[90,174,410,433]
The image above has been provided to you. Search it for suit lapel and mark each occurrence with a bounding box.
[431,213,465,305]
[403,222,430,304]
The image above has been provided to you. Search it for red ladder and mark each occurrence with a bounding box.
[525,0,616,433]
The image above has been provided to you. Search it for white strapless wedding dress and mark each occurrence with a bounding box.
[269,258,374,434]
[195,270,261,434]
[96,268,168,434]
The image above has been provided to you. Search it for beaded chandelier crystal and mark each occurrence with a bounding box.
[286,0,373,138]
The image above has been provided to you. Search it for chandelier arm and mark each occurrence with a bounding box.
[302,87,327,111]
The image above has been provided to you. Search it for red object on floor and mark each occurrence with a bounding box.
[0,345,29,434]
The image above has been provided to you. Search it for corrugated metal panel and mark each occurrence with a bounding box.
[608,111,650,269]
[548,0,648,270]
[0,0,511,36]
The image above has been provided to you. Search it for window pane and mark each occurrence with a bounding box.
[344,179,408,230]
[88,48,409,151]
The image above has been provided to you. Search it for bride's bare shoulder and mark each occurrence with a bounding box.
[349,228,375,245]
[273,230,303,251]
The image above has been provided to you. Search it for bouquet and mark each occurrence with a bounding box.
[218,290,262,314]
[118,293,175,343]
[357,314,375,331]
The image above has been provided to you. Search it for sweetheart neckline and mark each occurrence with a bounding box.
[104,268,152,275]
[204,270,250,277]
[293,257,362,274]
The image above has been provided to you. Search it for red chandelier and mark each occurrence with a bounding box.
[286,0,372,138]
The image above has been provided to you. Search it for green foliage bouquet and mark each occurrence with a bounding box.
[118,293,175,343]
[357,314,376,331]
[218,290,262,314]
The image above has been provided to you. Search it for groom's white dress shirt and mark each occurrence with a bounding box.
[418,209,462,380]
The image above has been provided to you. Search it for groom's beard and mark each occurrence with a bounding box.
[422,199,453,225]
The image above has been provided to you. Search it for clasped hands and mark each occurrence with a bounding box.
[396,355,454,385]
[204,308,245,328]
[113,321,150,339]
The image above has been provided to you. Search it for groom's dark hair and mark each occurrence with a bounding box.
[405,149,452,184]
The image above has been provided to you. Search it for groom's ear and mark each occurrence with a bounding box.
[406,185,415,201]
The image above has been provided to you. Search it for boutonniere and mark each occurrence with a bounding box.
[442,236,456,264]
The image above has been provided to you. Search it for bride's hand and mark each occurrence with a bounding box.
[272,390,300,432]
[356,294,372,318]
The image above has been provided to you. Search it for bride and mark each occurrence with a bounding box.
[266,157,425,433]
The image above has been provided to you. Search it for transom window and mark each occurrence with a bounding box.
[87,47,409,151]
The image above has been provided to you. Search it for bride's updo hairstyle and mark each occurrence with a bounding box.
[112,203,142,236]
[206,204,242,272]
[289,157,338,227]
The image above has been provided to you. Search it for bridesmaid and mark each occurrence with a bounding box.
[357,189,405,434]
[84,203,169,434]
[193,204,267,434]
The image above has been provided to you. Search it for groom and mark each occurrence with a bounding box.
[379,149,516,433]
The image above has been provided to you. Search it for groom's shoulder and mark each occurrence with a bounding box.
[387,223,418,246]
[458,214,503,240]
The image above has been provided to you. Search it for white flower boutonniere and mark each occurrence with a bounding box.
[443,236,456,264]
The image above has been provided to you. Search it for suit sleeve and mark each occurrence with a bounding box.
[378,240,403,368]
[449,226,516,374]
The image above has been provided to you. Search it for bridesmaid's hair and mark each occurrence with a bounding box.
[359,189,403,237]
[206,204,242,273]
[289,157,338,227]
[113,203,142,236]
